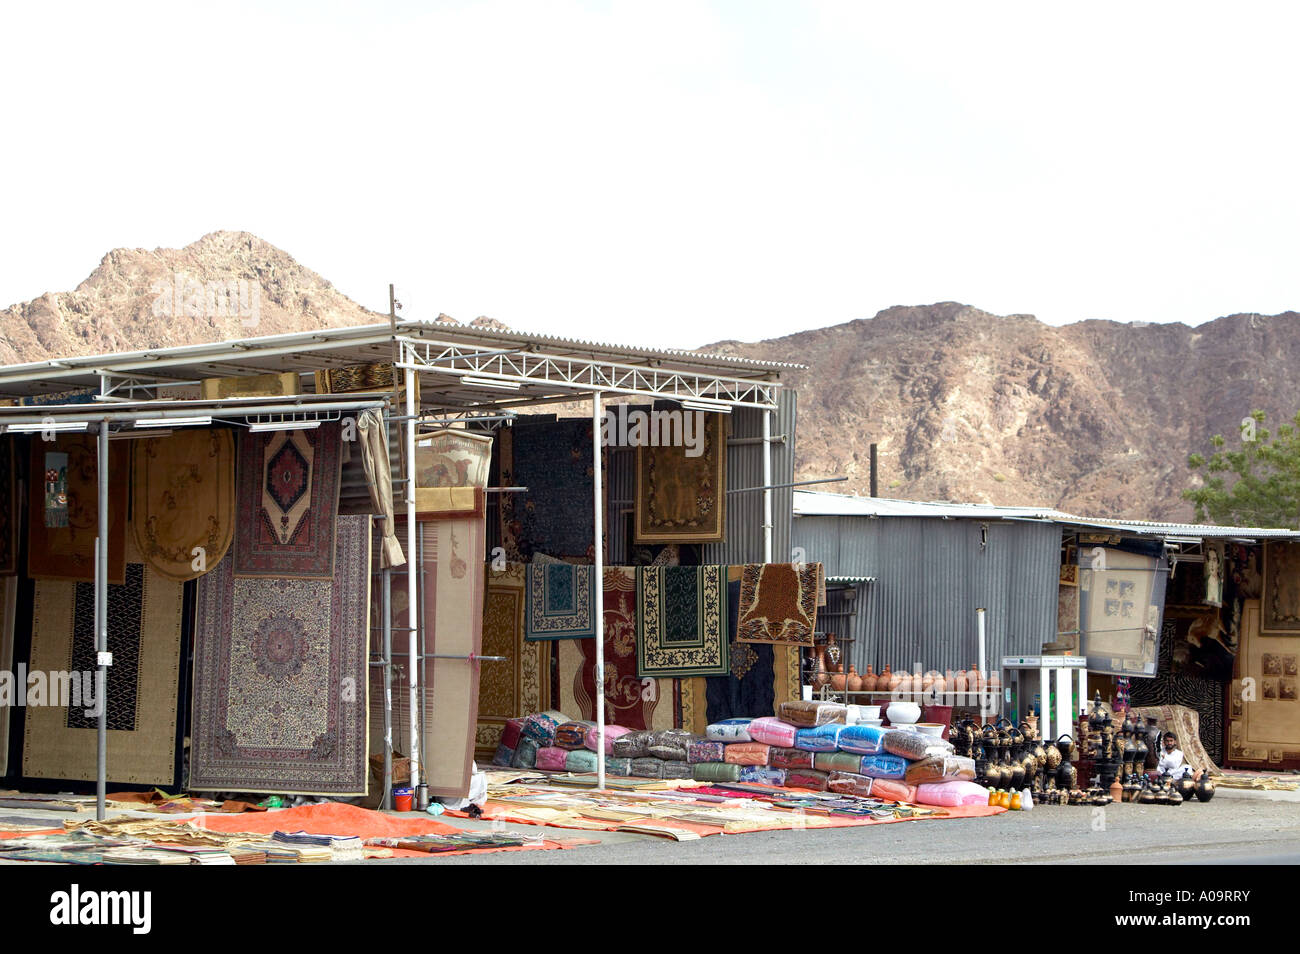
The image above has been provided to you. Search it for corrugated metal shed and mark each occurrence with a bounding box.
[793,513,1061,675]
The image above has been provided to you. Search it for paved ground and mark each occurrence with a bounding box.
[367,798,1300,865]
[4,795,1297,865]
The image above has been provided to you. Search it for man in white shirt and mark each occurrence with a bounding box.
[1156,731,1194,779]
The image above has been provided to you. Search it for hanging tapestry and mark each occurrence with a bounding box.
[199,372,300,400]
[191,514,370,795]
[634,411,726,543]
[525,563,597,641]
[1078,547,1167,676]
[557,566,674,730]
[735,562,821,646]
[232,421,342,579]
[474,563,550,760]
[130,429,235,582]
[498,419,595,561]
[0,437,16,574]
[0,578,15,775]
[27,435,128,584]
[704,573,785,722]
[635,564,729,678]
[401,517,487,796]
[413,428,492,518]
[23,550,184,785]
[1225,598,1300,769]
[1129,619,1224,767]
[314,362,413,399]
[1263,541,1300,634]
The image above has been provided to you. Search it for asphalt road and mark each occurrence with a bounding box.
[365,797,1300,865]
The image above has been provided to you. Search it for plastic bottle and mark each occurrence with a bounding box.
[1010,791,1022,811]
[987,787,999,807]
[1021,787,1033,812]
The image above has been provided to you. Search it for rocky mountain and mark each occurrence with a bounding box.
[2,235,1294,522]
[709,303,1300,522]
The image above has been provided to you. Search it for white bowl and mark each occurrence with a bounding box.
[861,705,882,720]
[886,701,922,724]
[915,722,946,738]
[858,718,884,728]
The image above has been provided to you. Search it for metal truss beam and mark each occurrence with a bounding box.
[397,338,780,409]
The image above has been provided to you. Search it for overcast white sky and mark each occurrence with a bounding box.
[1,2,1296,348]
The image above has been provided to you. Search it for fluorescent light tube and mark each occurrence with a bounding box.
[247,420,322,432]
[5,421,90,433]
[680,400,732,415]
[459,376,522,391]
[135,416,211,428]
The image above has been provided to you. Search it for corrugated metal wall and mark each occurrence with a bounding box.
[792,514,1061,674]
[478,386,796,565]
[701,388,796,566]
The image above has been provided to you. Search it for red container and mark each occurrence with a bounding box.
[393,787,414,812]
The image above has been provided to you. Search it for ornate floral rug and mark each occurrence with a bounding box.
[130,429,235,582]
[232,422,342,579]
[498,419,596,561]
[636,565,729,678]
[191,514,370,795]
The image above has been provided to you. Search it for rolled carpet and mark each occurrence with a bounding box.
[814,751,864,774]
[770,747,814,770]
[747,717,798,748]
[693,762,743,783]
[778,700,847,727]
[631,757,666,778]
[783,768,829,791]
[723,742,771,766]
[688,740,726,764]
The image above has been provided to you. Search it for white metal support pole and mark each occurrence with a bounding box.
[592,391,606,790]
[95,420,109,821]
[976,607,988,717]
[762,407,773,563]
[1056,666,1074,742]
[404,350,420,790]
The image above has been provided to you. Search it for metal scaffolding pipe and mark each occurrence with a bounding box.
[593,390,606,790]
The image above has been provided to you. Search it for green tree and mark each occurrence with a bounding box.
[1183,410,1300,528]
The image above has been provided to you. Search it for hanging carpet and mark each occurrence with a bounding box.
[498,419,595,561]
[636,564,729,678]
[736,562,821,646]
[475,562,551,760]
[525,563,597,641]
[232,422,342,579]
[23,547,184,786]
[130,429,235,582]
[634,411,726,543]
[191,514,371,795]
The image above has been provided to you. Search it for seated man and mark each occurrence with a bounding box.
[1155,731,1194,779]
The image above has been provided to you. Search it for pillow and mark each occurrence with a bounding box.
[511,737,539,769]
[565,749,599,773]
[770,747,815,770]
[916,780,990,807]
[492,744,515,767]
[707,718,755,742]
[903,755,976,786]
[646,729,696,761]
[535,746,569,772]
[738,766,787,785]
[688,740,727,764]
[723,742,771,766]
[778,700,847,727]
[783,768,829,791]
[857,754,909,780]
[555,720,595,750]
[631,757,666,778]
[882,730,954,761]
[612,730,651,759]
[693,762,742,783]
[585,724,632,754]
[814,752,864,774]
[794,723,845,752]
[748,717,798,748]
[837,724,889,755]
[501,717,526,750]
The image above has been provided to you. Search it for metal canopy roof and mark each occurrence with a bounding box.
[0,319,797,411]
[792,490,1300,541]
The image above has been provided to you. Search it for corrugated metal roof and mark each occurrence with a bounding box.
[0,319,801,399]
[793,490,1068,521]
[793,490,1300,540]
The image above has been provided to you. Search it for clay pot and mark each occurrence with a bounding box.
[954,670,969,694]
[896,672,911,693]
[830,671,847,691]
[888,669,903,692]
[847,665,863,692]
[862,666,877,692]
